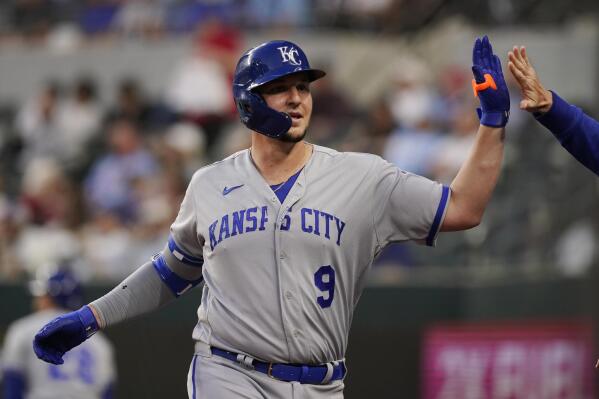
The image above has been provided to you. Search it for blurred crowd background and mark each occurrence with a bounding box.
[1,0,599,286]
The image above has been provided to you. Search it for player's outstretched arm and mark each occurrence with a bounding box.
[441,36,507,231]
[33,262,182,365]
[34,254,203,365]
[509,45,599,176]
[34,174,204,365]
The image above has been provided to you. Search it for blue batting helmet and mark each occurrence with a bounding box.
[232,40,326,138]
[29,264,83,311]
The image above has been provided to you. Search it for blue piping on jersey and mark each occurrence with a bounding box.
[168,235,204,267]
[191,354,198,399]
[426,185,450,246]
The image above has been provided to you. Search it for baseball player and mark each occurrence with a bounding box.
[32,36,509,398]
[508,45,599,176]
[2,264,116,399]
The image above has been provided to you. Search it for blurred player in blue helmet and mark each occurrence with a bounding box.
[508,45,599,176]
[1,262,116,399]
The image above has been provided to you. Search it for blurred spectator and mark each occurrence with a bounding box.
[46,23,84,53]
[430,102,479,185]
[80,211,136,281]
[9,0,56,43]
[310,72,358,147]
[555,219,597,277]
[19,158,82,228]
[15,78,102,178]
[386,56,438,129]
[13,158,84,281]
[15,81,63,171]
[112,0,165,39]
[197,18,242,78]
[339,99,394,155]
[0,177,24,280]
[433,64,470,128]
[211,122,252,161]
[14,223,81,277]
[78,0,120,37]
[84,117,159,223]
[164,0,236,33]
[382,55,443,176]
[159,122,208,181]
[56,76,103,175]
[315,0,393,31]
[128,172,185,267]
[164,20,240,149]
[106,78,162,133]
[0,104,21,193]
[242,0,311,28]
[341,0,394,30]
[383,122,443,177]
[363,99,395,154]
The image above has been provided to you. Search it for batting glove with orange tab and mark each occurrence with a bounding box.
[472,36,510,127]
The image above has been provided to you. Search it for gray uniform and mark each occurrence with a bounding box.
[2,309,116,399]
[170,145,449,397]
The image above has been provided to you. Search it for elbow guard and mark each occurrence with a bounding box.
[151,252,203,298]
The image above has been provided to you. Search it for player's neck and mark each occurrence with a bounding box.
[250,136,312,184]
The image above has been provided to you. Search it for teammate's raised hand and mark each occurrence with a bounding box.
[508,46,553,114]
[33,305,99,365]
[471,36,510,127]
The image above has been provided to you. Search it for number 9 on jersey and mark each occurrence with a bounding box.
[314,265,335,308]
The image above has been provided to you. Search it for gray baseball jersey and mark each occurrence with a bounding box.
[2,309,116,399]
[172,144,449,365]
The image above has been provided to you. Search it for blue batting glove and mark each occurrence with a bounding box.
[471,35,510,127]
[33,305,99,365]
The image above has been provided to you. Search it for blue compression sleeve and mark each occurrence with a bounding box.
[536,91,599,176]
[3,369,25,399]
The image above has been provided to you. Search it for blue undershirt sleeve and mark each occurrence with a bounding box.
[535,91,599,176]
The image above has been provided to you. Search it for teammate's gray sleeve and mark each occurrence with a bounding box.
[93,333,117,392]
[372,157,450,248]
[2,322,27,371]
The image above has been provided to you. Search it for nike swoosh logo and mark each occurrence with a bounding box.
[223,184,244,195]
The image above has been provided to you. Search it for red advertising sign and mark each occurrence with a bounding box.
[422,321,595,399]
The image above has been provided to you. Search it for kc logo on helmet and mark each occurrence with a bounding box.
[277,46,302,66]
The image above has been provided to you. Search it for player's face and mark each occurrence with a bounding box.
[259,74,313,142]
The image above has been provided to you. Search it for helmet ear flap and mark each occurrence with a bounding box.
[234,88,291,138]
